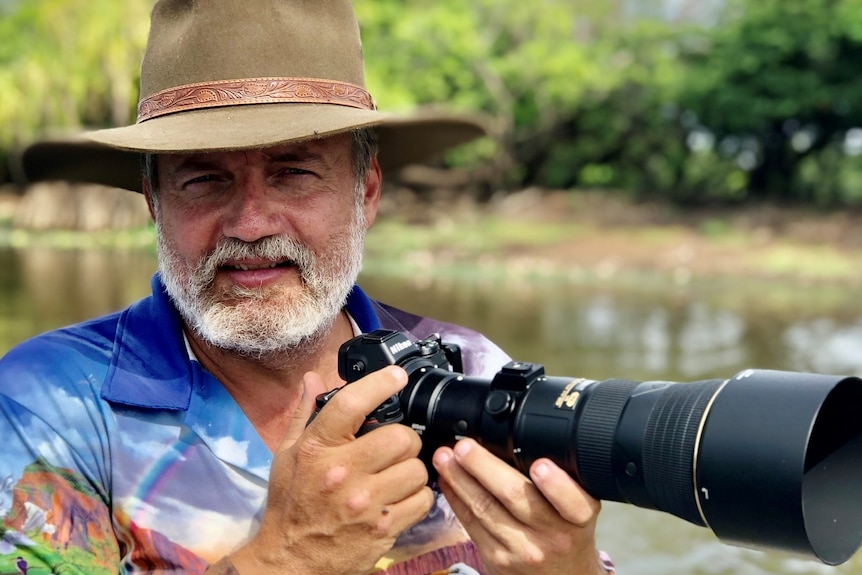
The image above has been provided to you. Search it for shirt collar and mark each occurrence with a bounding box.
[102,273,381,410]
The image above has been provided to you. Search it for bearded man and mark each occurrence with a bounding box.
[0,1,612,574]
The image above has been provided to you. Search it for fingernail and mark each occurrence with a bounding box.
[454,439,472,458]
[388,365,408,383]
[533,462,549,480]
[433,449,452,466]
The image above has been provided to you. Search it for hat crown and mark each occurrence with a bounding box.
[141,0,366,98]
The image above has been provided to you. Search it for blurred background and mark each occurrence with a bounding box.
[2,0,862,573]
[4,0,862,204]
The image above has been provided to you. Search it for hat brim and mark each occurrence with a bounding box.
[16,106,489,193]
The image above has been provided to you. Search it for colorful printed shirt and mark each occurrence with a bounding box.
[0,273,513,575]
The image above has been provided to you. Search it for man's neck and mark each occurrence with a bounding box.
[185,310,356,451]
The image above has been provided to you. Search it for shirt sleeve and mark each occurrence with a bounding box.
[0,339,120,575]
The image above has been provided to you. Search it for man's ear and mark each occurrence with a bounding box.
[142,178,157,222]
[362,156,383,227]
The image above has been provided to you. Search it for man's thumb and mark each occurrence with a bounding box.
[279,371,329,449]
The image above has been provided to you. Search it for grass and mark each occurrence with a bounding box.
[364,215,579,257]
[753,244,858,280]
[2,201,861,290]
[0,225,156,251]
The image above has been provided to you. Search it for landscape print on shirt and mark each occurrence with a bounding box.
[1,458,482,575]
[1,400,478,575]
[0,355,216,573]
[0,458,207,575]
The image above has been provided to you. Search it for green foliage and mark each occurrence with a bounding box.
[514,20,694,195]
[680,0,862,204]
[0,0,152,149]
[357,0,607,114]
[687,0,862,132]
[356,0,615,185]
[4,0,862,206]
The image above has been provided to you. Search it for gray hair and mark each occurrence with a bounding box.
[143,128,378,210]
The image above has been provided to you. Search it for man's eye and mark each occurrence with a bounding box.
[274,166,317,178]
[183,174,220,188]
[182,174,230,192]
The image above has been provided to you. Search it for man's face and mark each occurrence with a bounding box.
[149,133,380,355]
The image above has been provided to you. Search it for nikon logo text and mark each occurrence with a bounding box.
[389,340,412,355]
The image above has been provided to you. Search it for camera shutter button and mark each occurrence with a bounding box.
[485,390,513,416]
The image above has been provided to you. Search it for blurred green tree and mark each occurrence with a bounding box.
[680,0,862,204]
[357,0,701,197]
[356,0,625,187]
[4,0,862,207]
[0,0,151,151]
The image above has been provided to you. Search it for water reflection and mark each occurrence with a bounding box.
[0,246,156,348]
[2,246,862,574]
[359,272,862,382]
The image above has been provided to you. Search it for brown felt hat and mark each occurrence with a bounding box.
[19,0,488,193]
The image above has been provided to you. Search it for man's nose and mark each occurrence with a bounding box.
[221,176,285,242]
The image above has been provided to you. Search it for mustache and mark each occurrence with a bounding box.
[194,235,316,286]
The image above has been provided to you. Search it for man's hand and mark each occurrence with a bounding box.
[230,366,434,575]
[433,439,607,575]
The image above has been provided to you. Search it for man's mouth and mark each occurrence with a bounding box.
[229,262,278,271]
[221,259,296,272]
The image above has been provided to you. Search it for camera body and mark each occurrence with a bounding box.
[314,330,462,435]
[338,329,463,384]
[320,329,558,470]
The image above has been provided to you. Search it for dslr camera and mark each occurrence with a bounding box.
[313,329,862,565]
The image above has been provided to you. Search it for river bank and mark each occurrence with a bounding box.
[3,184,862,288]
[369,187,862,288]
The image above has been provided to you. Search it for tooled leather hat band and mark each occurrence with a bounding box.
[137,76,377,123]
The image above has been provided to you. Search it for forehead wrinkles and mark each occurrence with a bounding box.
[260,142,316,161]
[163,142,344,174]
[262,136,352,172]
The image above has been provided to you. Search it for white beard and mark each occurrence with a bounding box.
[156,200,366,357]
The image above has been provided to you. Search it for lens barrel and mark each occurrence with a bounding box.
[399,364,862,565]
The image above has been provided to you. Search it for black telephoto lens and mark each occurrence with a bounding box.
[337,330,862,565]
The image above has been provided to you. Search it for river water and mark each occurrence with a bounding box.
[2,245,861,574]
